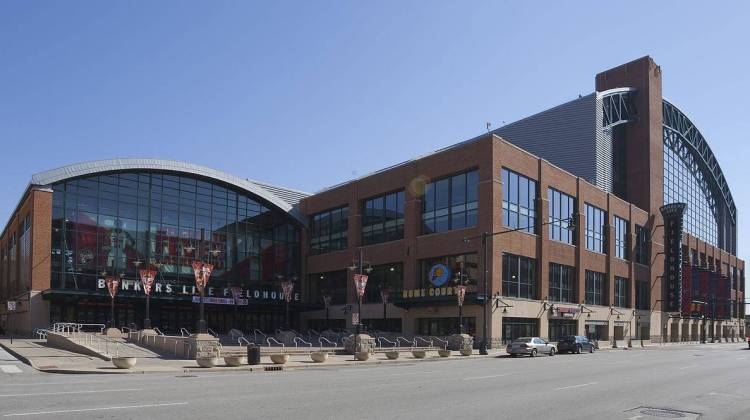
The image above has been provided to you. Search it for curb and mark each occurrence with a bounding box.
[0,342,38,370]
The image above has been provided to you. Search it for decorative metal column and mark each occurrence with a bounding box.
[139,268,157,329]
[192,261,214,334]
[280,277,295,330]
[105,274,121,328]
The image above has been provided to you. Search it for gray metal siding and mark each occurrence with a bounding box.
[494,94,599,185]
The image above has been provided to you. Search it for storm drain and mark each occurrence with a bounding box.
[626,407,700,419]
[264,366,283,372]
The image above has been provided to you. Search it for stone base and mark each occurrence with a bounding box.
[448,333,473,351]
[189,334,221,359]
[343,334,375,354]
[105,328,123,338]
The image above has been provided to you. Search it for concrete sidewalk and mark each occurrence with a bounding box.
[0,338,506,374]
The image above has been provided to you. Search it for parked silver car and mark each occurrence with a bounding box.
[506,337,557,357]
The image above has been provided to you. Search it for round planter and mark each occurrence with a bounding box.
[412,350,427,359]
[438,349,452,358]
[355,351,370,361]
[310,352,328,363]
[459,348,473,356]
[385,351,400,360]
[112,357,137,369]
[224,355,247,367]
[270,354,289,364]
[196,357,219,368]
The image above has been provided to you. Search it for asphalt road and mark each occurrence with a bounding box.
[1,343,749,419]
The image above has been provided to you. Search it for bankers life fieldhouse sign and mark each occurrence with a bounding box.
[96,278,300,305]
[660,203,686,313]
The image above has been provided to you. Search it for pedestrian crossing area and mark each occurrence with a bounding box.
[0,347,25,374]
[0,365,22,374]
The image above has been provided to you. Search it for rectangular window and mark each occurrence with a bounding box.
[422,170,478,234]
[635,280,650,310]
[362,191,405,245]
[549,263,575,303]
[310,206,348,255]
[362,263,404,304]
[502,253,537,299]
[502,168,537,234]
[635,225,649,265]
[585,270,606,306]
[614,276,629,308]
[585,203,606,253]
[547,188,576,244]
[614,216,628,260]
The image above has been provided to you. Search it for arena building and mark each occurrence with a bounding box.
[0,56,745,347]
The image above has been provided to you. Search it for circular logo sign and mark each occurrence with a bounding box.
[428,264,451,287]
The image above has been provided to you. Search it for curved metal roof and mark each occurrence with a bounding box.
[30,158,310,221]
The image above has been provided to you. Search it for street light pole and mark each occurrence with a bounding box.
[279,275,296,330]
[453,262,470,335]
[349,248,372,358]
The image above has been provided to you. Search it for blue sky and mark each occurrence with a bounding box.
[1,2,748,271]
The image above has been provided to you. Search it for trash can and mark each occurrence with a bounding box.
[247,344,261,365]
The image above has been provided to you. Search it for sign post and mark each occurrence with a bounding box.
[105,275,121,328]
[6,301,16,344]
[192,261,214,334]
[139,269,157,329]
[280,278,295,330]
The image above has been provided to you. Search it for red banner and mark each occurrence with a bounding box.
[139,269,157,296]
[105,276,120,299]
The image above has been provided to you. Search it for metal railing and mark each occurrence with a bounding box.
[293,337,312,349]
[318,337,337,348]
[153,327,164,336]
[433,337,448,349]
[266,337,285,348]
[207,328,218,338]
[397,337,415,348]
[378,337,397,348]
[180,328,191,337]
[35,329,48,340]
[238,337,252,347]
[253,329,267,344]
[229,329,244,341]
[414,337,433,348]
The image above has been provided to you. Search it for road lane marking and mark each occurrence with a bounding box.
[0,388,141,398]
[463,373,512,381]
[3,402,188,417]
[678,365,698,370]
[0,366,22,374]
[390,371,435,376]
[737,357,746,360]
[555,382,598,390]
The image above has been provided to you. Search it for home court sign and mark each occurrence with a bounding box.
[401,286,460,299]
[96,278,300,305]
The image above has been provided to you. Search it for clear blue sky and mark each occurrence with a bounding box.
[1,2,748,271]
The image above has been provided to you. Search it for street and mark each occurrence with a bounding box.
[1,343,748,419]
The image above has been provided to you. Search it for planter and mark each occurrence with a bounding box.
[310,352,328,363]
[412,350,427,359]
[112,357,137,369]
[196,357,219,368]
[355,351,370,361]
[438,349,452,358]
[385,351,400,360]
[224,355,247,367]
[459,348,473,356]
[270,354,289,364]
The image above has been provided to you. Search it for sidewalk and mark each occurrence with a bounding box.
[0,338,504,374]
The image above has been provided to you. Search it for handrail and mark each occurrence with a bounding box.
[254,329,267,343]
[238,337,252,347]
[415,337,433,348]
[294,337,312,348]
[318,337,337,348]
[267,337,285,348]
[378,337,397,348]
[397,337,415,348]
[433,337,449,349]
[180,328,191,337]
[229,329,244,340]
[207,328,218,338]
[153,327,164,336]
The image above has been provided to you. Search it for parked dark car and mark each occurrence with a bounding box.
[557,335,595,354]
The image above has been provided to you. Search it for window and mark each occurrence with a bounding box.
[614,216,628,260]
[362,191,405,245]
[634,225,648,265]
[614,276,629,308]
[635,280,650,310]
[549,263,575,303]
[310,206,349,255]
[363,263,403,304]
[422,170,478,234]
[585,270,606,306]
[502,253,537,299]
[502,168,537,233]
[420,254,477,289]
[502,318,539,344]
[548,188,576,244]
[307,270,347,305]
[585,204,606,253]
